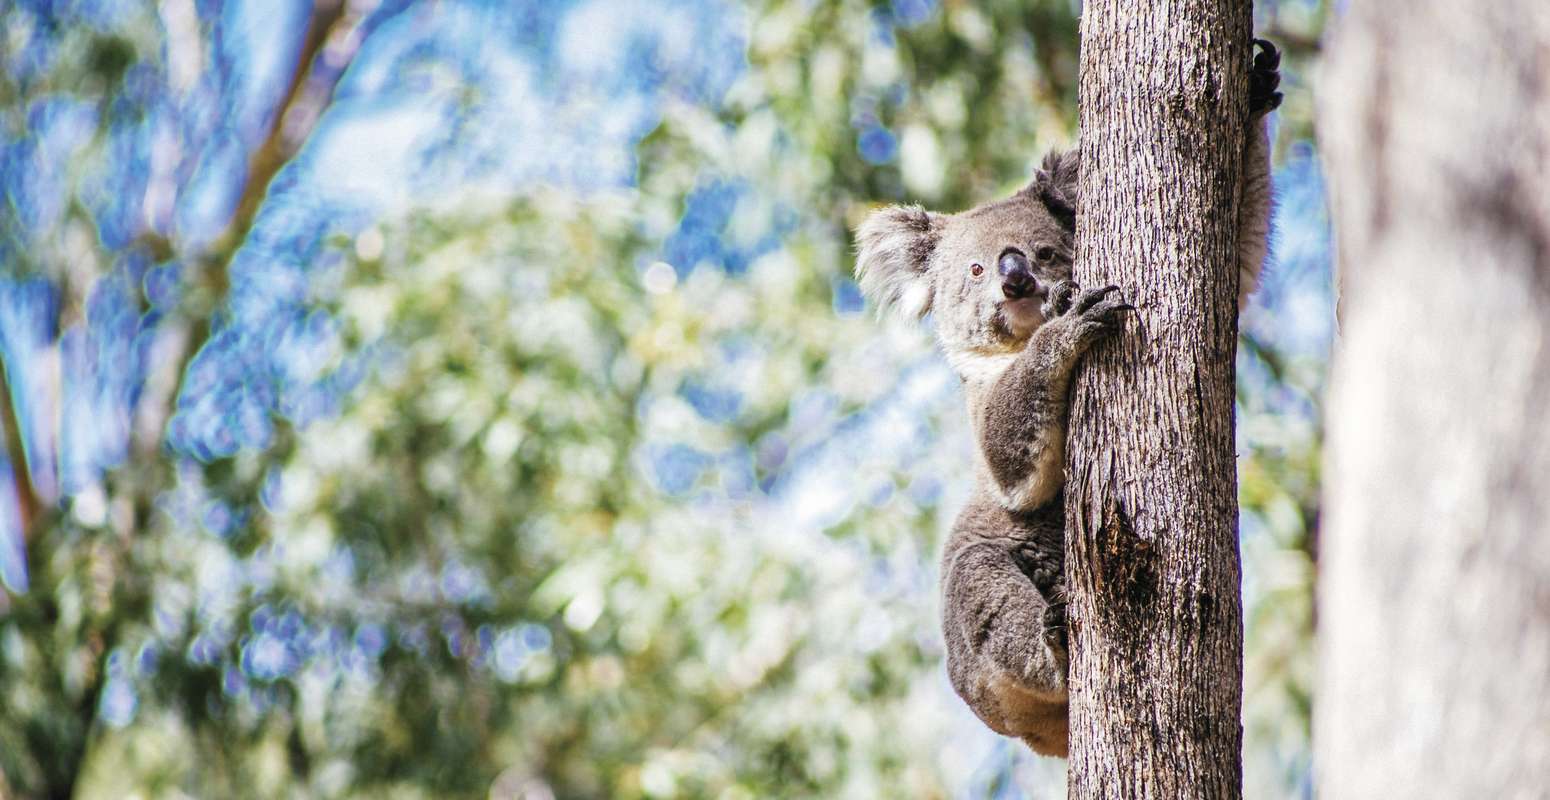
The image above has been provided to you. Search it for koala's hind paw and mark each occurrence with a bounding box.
[1250,38,1283,115]
[1041,598,1068,658]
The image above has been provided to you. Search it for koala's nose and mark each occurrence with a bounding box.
[998,249,1037,300]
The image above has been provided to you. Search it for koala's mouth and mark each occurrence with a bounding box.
[997,297,1044,339]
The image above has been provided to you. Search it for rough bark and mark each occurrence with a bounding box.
[1063,2,1251,796]
[1316,3,1550,797]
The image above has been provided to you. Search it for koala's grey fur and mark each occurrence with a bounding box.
[854,41,1282,758]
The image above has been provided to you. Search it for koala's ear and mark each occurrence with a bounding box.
[1029,148,1080,231]
[855,204,945,319]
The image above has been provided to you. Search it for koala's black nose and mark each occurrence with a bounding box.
[998,249,1037,299]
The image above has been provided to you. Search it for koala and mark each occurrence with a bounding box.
[854,41,1283,757]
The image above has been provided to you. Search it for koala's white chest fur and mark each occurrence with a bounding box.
[948,349,1018,386]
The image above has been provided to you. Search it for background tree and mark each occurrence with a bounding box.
[0,1,1329,797]
[1063,0,1252,795]
[1317,2,1550,796]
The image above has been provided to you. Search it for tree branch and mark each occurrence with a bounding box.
[209,0,349,264]
[137,0,387,459]
[0,353,39,539]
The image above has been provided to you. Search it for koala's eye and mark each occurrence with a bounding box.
[970,263,984,277]
[1034,246,1056,262]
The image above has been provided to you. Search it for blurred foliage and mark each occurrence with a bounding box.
[0,0,1329,798]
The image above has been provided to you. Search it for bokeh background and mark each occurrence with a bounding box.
[0,1,1330,797]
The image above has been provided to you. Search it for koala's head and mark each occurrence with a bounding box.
[855,149,1078,368]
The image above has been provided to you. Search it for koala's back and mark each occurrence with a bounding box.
[940,489,1070,756]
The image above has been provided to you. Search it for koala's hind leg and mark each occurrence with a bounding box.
[941,499,1069,754]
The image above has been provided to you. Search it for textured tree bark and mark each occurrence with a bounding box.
[1062,1,1251,796]
[1316,4,1550,797]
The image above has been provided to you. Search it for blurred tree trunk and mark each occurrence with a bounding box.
[1316,3,1550,797]
[1062,0,1251,795]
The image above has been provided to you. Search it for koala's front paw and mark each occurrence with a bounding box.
[1040,279,1079,319]
[1066,284,1134,348]
[1250,38,1283,116]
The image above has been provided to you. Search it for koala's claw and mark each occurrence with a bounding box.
[1067,284,1134,343]
[1041,600,1068,656]
[1250,38,1283,115]
[1073,284,1123,314]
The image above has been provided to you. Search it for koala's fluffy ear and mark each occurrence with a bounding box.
[1030,148,1080,231]
[855,205,945,319]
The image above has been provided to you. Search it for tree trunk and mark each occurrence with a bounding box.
[1316,4,1550,797]
[1063,1,1250,795]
